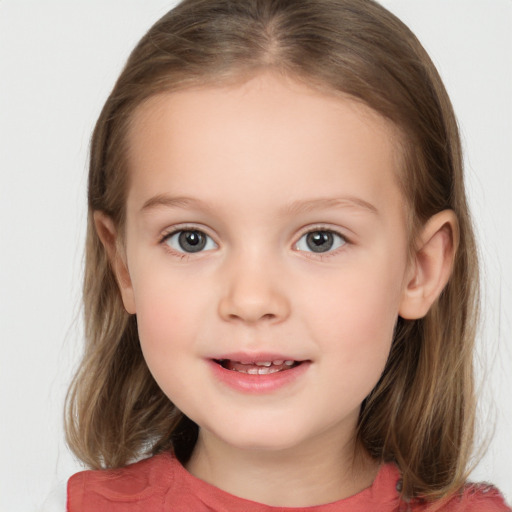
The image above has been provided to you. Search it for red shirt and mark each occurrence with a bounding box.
[67,452,510,511]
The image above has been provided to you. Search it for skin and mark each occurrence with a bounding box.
[96,72,457,507]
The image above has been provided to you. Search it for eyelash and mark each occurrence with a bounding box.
[159,225,217,260]
[159,226,349,259]
[295,228,348,260]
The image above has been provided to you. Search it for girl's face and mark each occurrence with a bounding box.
[118,73,412,458]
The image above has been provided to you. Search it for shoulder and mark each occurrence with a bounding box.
[411,483,511,512]
[454,483,511,512]
[67,452,177,511]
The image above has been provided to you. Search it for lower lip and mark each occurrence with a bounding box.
[208,360,310,394]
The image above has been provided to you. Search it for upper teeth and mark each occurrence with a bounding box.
[249,360,295,366]
[220,359,298,375]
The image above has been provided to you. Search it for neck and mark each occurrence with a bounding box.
[185,426,379,507]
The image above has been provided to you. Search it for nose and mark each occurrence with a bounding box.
[217,255,291,325]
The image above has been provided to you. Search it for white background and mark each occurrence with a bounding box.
[0,1,511,510]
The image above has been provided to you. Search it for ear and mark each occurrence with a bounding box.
[399,210,459,320]
[93,211,136,314]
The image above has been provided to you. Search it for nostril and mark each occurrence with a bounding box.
[227,312,276,322]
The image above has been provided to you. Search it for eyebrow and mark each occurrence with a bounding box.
[141,194,208,212]
[140,194,378,215]
[283,197,378,216]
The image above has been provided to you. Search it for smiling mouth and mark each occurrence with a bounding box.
[214,359,303,375]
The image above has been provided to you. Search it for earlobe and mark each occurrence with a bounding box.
[399,210,459,320]
[93,211,137,314]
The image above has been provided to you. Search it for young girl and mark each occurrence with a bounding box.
[65,0,511,510]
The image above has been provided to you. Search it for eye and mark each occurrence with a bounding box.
[163,229,217,254]
[295,230,346,254]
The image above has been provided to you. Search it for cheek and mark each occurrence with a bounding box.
[130,268,207,366]
[306,259,403,340]
[132,279,208,411]
[300,255,405,388]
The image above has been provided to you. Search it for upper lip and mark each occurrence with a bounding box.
[211,352,306,364]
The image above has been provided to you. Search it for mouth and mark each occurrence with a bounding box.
[209,356,310,393]
[213,359,303,375]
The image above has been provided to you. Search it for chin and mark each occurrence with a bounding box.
[208,421,318,454]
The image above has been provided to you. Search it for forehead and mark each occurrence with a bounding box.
[124,73,403,216]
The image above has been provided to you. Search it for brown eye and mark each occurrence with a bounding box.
[164,230,217,253]
[296,230,346,253]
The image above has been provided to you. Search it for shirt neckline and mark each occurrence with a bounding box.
[168,453,402,511]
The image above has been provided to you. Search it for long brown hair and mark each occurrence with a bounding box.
[66,0,479,503]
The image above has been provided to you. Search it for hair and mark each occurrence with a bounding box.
[66,0,479,504]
